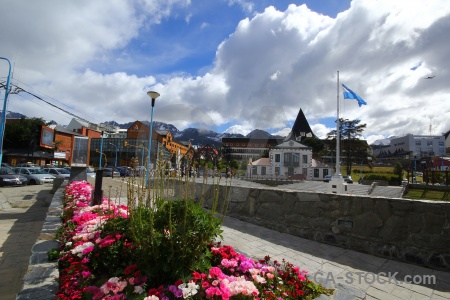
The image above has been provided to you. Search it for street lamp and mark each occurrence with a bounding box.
[109,142,118,167]
[0,57,12,166]
[145,91,160,187]
[98,131,104,169]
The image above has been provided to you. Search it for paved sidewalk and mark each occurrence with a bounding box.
[220,216,450,300]
[3,178,449,300]
[0,185,54,300]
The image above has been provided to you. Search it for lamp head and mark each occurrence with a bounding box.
[147,91,160,100]
[147,91,160,107]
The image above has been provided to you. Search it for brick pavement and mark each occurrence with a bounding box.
[4,177,450,299]
[0,184,54,300]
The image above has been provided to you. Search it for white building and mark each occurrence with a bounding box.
[373,134,446,161]
[247,140,332,180]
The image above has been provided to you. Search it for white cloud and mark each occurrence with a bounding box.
[1,0,450,142]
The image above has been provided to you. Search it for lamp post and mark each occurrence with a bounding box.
[99,131,104,169]
[141,143,145,166]
[0,57,12,166]
[109,142,118,167]
[145,91,160,187]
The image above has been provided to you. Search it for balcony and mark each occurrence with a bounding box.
[283,162,300,167]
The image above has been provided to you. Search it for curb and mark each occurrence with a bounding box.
[16,184,65,300]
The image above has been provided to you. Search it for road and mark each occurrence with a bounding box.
[0,183,54,300]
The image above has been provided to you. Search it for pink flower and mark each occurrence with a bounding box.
[209,267,225,279]
[81,271,91,278]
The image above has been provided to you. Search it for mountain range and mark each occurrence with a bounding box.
[104,120,283,147]
[3,110,283,147]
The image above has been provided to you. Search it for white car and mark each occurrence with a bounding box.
[13,167,56,185]
[43,167,71,179]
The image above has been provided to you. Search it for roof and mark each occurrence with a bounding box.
[284,109,315,142]
[275,140,310,149]
[251,158,270,166]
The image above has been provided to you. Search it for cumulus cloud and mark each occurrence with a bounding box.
[1,0,450,143]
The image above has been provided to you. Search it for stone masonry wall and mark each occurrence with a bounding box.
[188,182,450,271]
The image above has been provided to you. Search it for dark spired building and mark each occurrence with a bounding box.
[221,108,315,161]
[283,109,316,143]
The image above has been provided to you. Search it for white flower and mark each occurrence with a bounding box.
[178,282,199,298]
[70,242,94,257]
[133,285,144,294]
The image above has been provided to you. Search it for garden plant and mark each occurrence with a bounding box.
[55,159,332,299]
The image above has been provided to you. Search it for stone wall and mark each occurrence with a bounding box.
[188,182,450,271]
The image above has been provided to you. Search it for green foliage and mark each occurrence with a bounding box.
[101,155,229,286]
[47,248,61,261]
[302,137,325,159]
[4,117,46,149]
[393,162,403,185]
[229,158,240,170]
[326,118,369,175]
[92,200,223,286]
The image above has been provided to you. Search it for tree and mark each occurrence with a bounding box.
[301,137,325,159]
[393,162,403,185]
[326,118,369,175]
[4,117,47,150]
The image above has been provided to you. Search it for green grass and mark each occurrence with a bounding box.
[404,189,449,201]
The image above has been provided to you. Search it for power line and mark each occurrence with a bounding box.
[11,77,100,123]
[0,80,98,126]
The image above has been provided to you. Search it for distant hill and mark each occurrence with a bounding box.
[6,111,284,147]
[245,129,273,139]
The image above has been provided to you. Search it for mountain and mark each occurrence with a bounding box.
[245,129,273,139]
[6,110,283,147]
[174,127,222,147]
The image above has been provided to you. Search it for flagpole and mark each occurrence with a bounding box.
[336,71,341,176]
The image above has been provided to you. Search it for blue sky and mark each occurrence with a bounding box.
[1,0,449,145]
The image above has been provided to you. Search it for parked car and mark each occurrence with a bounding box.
[1,163,12,168]
[86,168,96,178]
[101,168,120,177]
[64,166,96,179]
[0,167,28,187]
[134,166,146,177]
[13,167,56,185]
[323,175,332,182]
[343,175,353,184]
[116,166,133,177]
[15,163,40,168]
[42,167,71,179]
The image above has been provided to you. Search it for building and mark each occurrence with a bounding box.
[221,137,283,160]
[89,121,192,170]
[247,140,332,180]
[283,109,316,143]
[222,108,314,161]
[373,134,446,162]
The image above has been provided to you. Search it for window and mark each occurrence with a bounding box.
[284,153,291,163]
[314,169,319,178]
[261,167,266,175]
[415,141,421,146]
[275,154,280,162]
[275,167,280,175]
[302,155,308,163]
[323,169,329,177]
[252,167,257,175]
[302,168,307,175]
[427,141,433,146]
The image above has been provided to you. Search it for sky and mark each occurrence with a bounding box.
[1,0,449,145]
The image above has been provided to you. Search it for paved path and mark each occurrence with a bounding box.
[220,216,450,300]
[0,184,54,300]
[2,177,449,299]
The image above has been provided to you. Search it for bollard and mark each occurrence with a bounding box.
[92,170,104,205]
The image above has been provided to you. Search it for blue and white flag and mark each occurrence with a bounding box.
[342,84,367,107]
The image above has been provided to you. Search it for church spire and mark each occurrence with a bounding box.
[284,109,314,142]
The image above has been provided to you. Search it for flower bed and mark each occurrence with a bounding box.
[55,181,331,299]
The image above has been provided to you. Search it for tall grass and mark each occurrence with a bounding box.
[102,156,231,285]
